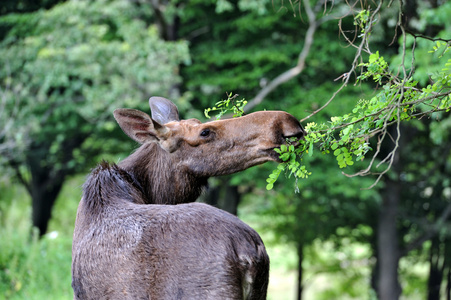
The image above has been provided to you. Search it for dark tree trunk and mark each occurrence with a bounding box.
[30,177,65,236]
[25,133,86,236]
[148,0,180,42]
[27,146,67,236]
[204,181,220,208]
[203,177,241,215]
[377,176,402,300]
[377,125,405,300]
[371,243,379,295]
[428,236,444,300]
[296,243,304,300]
[445,239,451,300]
[447,266,450,300]
[221,184,240,216]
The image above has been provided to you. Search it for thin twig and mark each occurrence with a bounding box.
[345,4,408,187]
[405,28,451,44]
[301,0,384,122]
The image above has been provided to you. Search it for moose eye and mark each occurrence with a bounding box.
[200,128,211,137]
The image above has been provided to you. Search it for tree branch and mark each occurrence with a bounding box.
[8,160,31,194]
[405,28,451,44]
[300,0,384,122]
[245,0,341,112]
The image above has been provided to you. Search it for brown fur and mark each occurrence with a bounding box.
[72,97,305,299]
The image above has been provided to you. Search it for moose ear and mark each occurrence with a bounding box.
[149,96,180,125]
[113,108,169,144]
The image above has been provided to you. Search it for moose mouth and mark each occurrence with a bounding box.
[265,135,305,163]
[283,131,305,146]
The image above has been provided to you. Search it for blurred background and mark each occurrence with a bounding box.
[0,0,450,299]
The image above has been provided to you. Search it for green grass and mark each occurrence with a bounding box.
[0,177,82,300]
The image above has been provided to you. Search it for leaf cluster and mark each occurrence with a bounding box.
[204,92,247,119]
[266,40,451,189]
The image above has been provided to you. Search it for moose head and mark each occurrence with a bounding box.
[112,97,305,204]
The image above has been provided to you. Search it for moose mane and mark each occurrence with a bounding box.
[81,161,146,213]
[119,143,209,204]
[82,142,209,215]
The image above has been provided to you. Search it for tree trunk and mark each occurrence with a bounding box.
[30,178,64,236]
[27,146,67,236]
[447,266,450,300]
[377,125,404,300]
[221,184,240,216]
[428,236,444,300]
[377,176,402,300]
[371,244,380,296]
[445,239,451,300]
[25,134,86,236]
[203,177,240,215]
[296,243,304,300]
[375,122,411,300]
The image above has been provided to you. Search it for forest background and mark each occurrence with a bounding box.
[1,0,451,299]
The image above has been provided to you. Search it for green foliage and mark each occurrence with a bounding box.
[239,152,382,297]
[266,37,451,190]
[0,0,189,178]
[354,9,370,34]
[266,139,312,191]
[179,0,355,112]
[204,92,247,119]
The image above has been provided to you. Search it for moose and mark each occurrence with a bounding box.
[72,97,305,299]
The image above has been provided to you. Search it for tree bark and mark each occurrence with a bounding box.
[377,124,404,300]
[27,145,67,236]
[26,133,86,236]
[221,184,240,216]
[203,177,240,215]
[30,177,65,236]
[149,0,180,42]
[296,243,304,300]
[447,266,450,300]
[377,175,402,300]
[428,236,444,300]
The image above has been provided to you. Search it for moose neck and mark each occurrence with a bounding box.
[119,143,207,205]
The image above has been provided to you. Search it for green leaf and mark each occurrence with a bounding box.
[280,153,290,161]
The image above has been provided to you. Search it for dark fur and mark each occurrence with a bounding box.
[72,103,305,299]
[117,143,208,205]
[72,160,269,300]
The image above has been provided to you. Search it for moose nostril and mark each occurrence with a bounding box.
[282,125,306,146]
[278,115,306,145]
[284,126,306,140]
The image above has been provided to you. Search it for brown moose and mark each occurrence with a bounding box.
[72,97,305,299]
